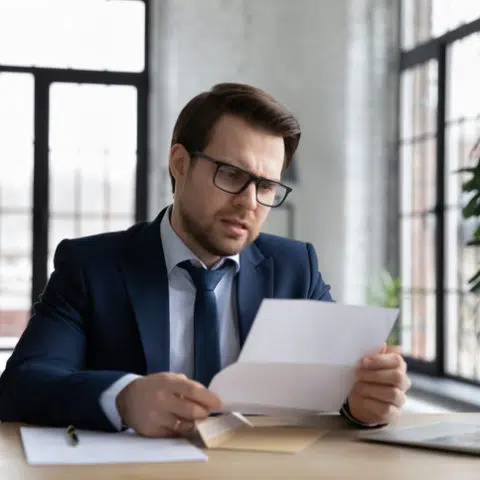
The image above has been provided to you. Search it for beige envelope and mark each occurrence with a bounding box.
[195,414,327,453]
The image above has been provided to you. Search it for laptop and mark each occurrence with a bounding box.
[358,421,480,456]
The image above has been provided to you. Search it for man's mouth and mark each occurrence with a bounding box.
[220,218,249,236]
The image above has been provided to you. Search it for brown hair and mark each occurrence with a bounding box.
[169,82,301,192]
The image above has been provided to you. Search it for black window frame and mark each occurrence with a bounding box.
[400,12,480,384]
[0,0,150,347]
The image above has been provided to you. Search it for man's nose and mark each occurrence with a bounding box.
[234,181,257,210]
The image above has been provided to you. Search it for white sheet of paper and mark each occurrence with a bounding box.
[20,427,208,465]
[209,299,398,414]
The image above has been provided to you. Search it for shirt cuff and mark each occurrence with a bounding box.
[99,373,142,431]
[340,400,386,429]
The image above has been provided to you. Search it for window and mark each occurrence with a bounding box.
[444,32,480,380]
[0,73,34,346]
[400,61,438,361]
[0,0,145,72]
[400,1,480,382]
[48,83,137,272]
[402,0,480,49]
[0,0,148,350]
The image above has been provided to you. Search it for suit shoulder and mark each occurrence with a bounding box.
[55,220,150,261]
[254,233,313,259]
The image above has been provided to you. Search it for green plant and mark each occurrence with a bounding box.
[457,139,480,293]
[367,269,401,345]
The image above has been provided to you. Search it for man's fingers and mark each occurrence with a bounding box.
[164,394,210,421]
[357,368,411,390]
[353,396,399,424]
[166,413,195,435]
[165,374,222,411]
[354,382,406,408]
[360,352,406,371]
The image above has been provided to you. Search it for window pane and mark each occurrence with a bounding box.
[49,152,78,215]
[445,292,480,380]
[49,83,137,153]
[400,214,437,361]
[445,122,479,208]
[0,214,32,339]
[401,291,436,360]
[107,216,133,233]
[445,208,480,380]
[0,73,34,210]
[444,33,480,381]
[402,0,480,49]
[48,218,76,275]
[80,217,105,238]
[49,83,137,260]
[400,137,437,215]
[0,0,145,72]
[411,215,437,291]
[447,32,480,123]
[0,73,33,344]
[400,218,413,290]
[400,61,438,140]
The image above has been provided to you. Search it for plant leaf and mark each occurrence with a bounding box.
[468,270,480,284]
[462,193,480,218]
[461,177,480,192]
[470,278,480,294]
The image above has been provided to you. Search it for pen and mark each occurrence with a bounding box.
[66,425,79,446]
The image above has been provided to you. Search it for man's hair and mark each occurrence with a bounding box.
[169,82,301,193]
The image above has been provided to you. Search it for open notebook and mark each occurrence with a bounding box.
[20,426,208,465]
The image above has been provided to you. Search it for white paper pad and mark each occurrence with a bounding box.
[209,299,398,414]
[20,426,208,465]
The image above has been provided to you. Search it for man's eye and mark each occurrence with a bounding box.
[259,182,276,192]
[224,168,242,179]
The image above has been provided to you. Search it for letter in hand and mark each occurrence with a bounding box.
[347,344,412,425]
[116,372,222,438]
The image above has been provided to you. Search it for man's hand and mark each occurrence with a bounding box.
[116,372,221,437]
[347,345,411,425]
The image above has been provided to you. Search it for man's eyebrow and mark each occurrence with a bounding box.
[220,156,282,183]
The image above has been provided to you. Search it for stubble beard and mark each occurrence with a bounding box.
[179,205,255,258]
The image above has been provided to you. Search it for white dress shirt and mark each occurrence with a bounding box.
[99,208,241,430]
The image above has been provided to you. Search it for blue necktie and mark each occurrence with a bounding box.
[179,260,230,386]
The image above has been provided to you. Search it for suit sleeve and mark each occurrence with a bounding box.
[0,240,128,431]
[305,242,334,301]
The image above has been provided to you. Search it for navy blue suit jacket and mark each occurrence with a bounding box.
[0,209,332,431]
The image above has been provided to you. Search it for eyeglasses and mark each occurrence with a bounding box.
[189,151,292,208]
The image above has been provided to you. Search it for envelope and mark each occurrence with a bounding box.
[195,413,327,453]
[209,299,398,415]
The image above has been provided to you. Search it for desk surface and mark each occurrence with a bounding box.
[1,413,479,479]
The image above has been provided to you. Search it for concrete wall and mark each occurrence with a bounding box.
[148,0,399,303]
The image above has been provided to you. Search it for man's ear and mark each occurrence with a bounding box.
[169,144,190,188]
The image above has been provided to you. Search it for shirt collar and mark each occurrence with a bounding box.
[160,206,240,275]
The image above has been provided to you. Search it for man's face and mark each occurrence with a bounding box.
[170,114,285,265]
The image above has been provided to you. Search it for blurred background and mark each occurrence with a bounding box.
[0,0,479,413]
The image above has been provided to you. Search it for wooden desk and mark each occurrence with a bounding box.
[1,413,479,479]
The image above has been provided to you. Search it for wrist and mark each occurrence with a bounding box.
[346,395,368,424]
[343,396,386,429]
[116,379,137,427]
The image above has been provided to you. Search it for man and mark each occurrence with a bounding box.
[0,83,410,437]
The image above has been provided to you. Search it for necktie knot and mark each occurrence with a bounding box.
[179,260,230,291]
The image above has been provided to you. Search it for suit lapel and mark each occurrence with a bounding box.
[121,209,170,374]
[237,244,273,345]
